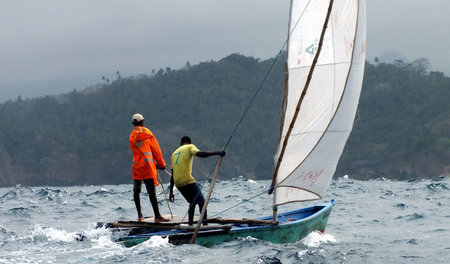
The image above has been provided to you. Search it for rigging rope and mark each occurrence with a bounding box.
[178,0,314,220]
[222,0,311,150]
[208,189,268,219]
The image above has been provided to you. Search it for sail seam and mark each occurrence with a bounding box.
[274,187,323,206]
[289,61,350,70]
[280,130,351,138]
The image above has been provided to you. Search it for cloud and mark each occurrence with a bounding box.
[0,0,449,100]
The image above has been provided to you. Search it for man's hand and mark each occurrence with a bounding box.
[169,192,174,203]
[157,166,166,171]
[218,151,226,157]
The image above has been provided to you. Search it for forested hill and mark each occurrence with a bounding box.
[0,54,448,187]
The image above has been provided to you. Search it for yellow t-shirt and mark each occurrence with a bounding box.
[171,144,200,188]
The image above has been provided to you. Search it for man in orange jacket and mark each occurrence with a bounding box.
[129,113,168,222]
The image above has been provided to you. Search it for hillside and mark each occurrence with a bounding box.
[0,54,448,187]
[337,59,450,179]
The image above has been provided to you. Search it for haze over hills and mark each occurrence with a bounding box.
[0,74,105,103]
[0,49,424,103]
[0,54,448,187]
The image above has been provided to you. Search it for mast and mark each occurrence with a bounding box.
[270,0,336,217]
[278,0,294,142]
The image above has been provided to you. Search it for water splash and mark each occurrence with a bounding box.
[301,231,337,247]
[30,225,81,243]
[135,235,171,250]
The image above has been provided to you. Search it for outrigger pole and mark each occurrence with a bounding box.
[158,171,173,218]
[189,154,225,244]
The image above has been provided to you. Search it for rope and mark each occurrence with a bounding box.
[221,1,313,149]
[208,189,268,219]
[202,0,313,215]
[170,0,314,222]
[223,46,285,150]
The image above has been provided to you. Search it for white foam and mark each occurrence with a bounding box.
[92,235,121,250]
[81,225,111,240]
[243,236,259,241]
[302,231,337,247]
[31,225,79,243]
[297,249,309,257]
[137,235,171,249]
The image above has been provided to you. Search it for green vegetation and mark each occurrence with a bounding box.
[337,59,450,179]
[0,54,448,186]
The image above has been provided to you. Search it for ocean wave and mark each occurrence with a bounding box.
[9,207,31,218]
[426,183,449,191]
[0,178,448,263]
[253,255,282,264]
[36,188,63,200]
[0,225,15,238]
[0,190,17,200]
[395,203,407,208]
[87,187,114,197]
[405,213,425,221]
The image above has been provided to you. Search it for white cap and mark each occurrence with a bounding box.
[132,113,144,123]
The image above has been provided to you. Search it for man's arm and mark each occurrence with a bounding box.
[196,151,226,158]
[149,136,166,169]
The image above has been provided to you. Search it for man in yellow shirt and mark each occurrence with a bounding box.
[169,136,225,225]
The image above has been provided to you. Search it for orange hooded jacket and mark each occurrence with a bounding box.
[129,126,166,184]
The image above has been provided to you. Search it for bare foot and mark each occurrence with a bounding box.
[154,217,170,222]
[138,216,145,221]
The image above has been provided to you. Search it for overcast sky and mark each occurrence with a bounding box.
[1,0,449,101]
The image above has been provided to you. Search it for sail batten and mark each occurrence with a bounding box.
[273,0,366,206]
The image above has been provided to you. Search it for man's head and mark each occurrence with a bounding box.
[132,113,144,126]
[180,136,191,145]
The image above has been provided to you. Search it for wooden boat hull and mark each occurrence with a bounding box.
[119,200,334,247]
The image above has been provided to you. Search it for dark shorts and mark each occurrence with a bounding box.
[133,178,156,194]
[178,183,205,205]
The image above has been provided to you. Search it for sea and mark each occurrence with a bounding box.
[0,176,448,264]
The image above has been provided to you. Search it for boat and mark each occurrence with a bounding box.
[108,0,366,247]
[116,201,334,247]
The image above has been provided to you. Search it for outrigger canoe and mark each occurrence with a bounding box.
[101,201,333,247]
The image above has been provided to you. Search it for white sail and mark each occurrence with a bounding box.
[273,0,366,206]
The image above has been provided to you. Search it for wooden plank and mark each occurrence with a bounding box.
[105,221,230,231]
[120,214,197,224]
[98,214,232,231]
[98,215,277,229]
[208,217,278,226]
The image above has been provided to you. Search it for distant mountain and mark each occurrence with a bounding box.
[0,54,448,187]
[0,74,106,103]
